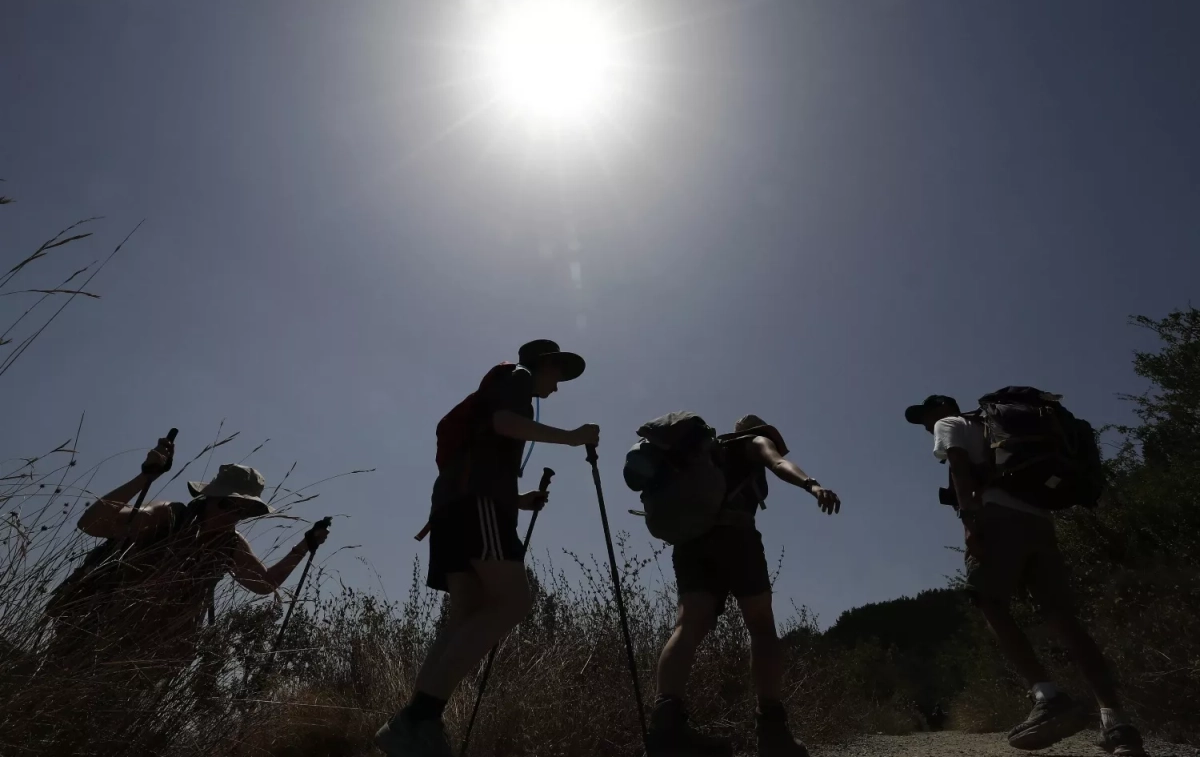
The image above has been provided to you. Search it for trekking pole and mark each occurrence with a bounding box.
[241,516,332,694]
[586,444,651,755]
[460,467,555,757]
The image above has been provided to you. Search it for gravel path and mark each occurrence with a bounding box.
[813,731,1199,757]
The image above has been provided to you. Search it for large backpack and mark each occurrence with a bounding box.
[974,386,1105,510]
[624,412,774,545]
[435,362,518,476]
[45,500,208,623]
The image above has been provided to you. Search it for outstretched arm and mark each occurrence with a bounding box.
[493,410,598,447]
[747,436,841,514]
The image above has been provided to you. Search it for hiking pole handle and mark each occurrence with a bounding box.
[585,443,599,465]
[522,467,554,549]
[127,427,179,526]
[304,516,332,552]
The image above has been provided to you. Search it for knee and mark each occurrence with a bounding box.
[674,616,715,647]
[494,582,534,626]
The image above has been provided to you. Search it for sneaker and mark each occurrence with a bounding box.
[647,697,733,757]
[756,707,809,757]
[373,713,453,757]
[1006,693,1090,751]
[1098,724,1147,756]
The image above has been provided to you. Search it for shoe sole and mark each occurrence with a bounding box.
[1007,709,1090,751]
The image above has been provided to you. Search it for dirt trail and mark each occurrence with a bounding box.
[812,731,1198,757]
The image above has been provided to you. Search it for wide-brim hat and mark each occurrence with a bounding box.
[187,463,274,517]
[518,339,586,381]
[723,415,790,456]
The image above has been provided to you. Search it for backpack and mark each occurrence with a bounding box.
[624,412,746,545]
[435,363,518,476]
[45,500,207,623]
[973,386,1105,510]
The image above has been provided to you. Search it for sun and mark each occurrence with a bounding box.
[485,1,621,128]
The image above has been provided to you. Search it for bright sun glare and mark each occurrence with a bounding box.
[486,1,620,127]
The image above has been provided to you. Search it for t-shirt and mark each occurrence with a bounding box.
[932,416,1050,519]
[433,365,534,507]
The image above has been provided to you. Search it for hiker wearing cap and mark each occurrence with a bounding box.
[375,339,599,757]
[51,437,329,667]
[647,415,840,757]
[905,395,1144,756]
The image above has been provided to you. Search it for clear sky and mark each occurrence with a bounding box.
[3,0,1198,627]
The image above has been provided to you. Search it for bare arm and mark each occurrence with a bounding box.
[493,409,595,447]
[748,436,815,490]
[78,437,175,540]
[747,436,841,514]
[946,448,981,511]
[229,532,310,595]
[77,473,172,540]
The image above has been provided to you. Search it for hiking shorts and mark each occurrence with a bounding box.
[961,504,1073,612]
[671,525,771,616]
[427,495,525,592]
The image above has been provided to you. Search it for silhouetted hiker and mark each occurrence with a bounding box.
[906,393,1144,756]
[47,439,328,673]
[647,414,841,757]
[375,340,599,757]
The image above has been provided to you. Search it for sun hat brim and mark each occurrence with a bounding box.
[187,480,274,516]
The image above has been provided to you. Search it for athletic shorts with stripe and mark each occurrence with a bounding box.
[426,495,525,592]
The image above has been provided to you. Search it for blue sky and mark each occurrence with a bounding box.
[3,0,1198,628]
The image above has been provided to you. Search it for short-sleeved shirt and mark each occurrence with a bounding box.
[932,416,1050,520]
[433,365,534,508]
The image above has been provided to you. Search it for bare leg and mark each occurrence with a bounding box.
[656,592,717,699]
[977,597,1049,686]
[737,592,782,702]
[1046,610,1121,710]
[413,571,484,695]
[418,559,532,700]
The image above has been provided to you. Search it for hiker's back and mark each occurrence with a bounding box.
[432,363,534,508]
[48,501,235,655]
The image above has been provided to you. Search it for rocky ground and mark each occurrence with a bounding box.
[813,731,1199,757]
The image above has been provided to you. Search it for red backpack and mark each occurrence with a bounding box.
[435,362,517,473]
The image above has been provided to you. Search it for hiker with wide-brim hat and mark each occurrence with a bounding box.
[375,339,599,757]
[647,414,841,757]
[59,443,330,666]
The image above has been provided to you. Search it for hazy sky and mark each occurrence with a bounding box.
[3,0,1198,628]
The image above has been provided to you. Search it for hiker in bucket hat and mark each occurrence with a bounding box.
[376,339,599,757]
[54,435,330,665]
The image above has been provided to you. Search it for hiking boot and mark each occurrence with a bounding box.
[373,713,452,757]
[1098,724,1147,756]
[756,705,809,757]
[647,697,733,757]
[1006,692,1090,751]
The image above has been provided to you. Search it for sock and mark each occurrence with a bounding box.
[758,699,787,721]
[402,691,447,722]
[1031,682,1058,702]
[1100,708,1129,730]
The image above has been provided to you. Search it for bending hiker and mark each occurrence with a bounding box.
[47,437,329,670]
[375,339,599,757]
[905,391,1144,756]
[628,413,840,757]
